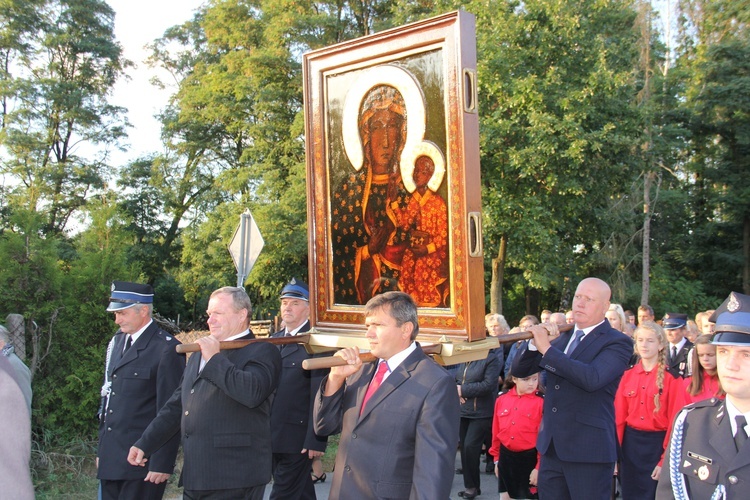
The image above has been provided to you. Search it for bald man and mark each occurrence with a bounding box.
[512,278,633,500]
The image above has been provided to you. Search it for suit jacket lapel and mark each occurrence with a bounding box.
[708,404,737,464]
[112,323,157,370]
[570,323,606,359]
[273,321,310,358]
[108,333,126,378]
[357,348,422,421]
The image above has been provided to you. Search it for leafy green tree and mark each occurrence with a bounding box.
[0,0,128,234]
[464,0,641,313]
[675,0,750,295]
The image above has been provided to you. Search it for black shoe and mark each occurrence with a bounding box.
[458,488,480,499]
[485,461,494,474]
[311,472,326,484]
[455,467,463,475]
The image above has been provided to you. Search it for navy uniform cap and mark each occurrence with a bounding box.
[280,278,309,302]
[710,292,750,345]
[662,312,688,330]
[509,349,541,379]
[106,281,154,311]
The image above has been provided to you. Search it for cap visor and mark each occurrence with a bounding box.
[106,302,137,312]
[279,293,309,301]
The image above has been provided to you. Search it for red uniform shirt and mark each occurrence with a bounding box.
[489,387,543,465]
[615,363,688,465]
[682,370,723,403]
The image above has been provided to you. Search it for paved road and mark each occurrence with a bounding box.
[262,450,498,499]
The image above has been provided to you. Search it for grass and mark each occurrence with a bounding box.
[33,435,340,498]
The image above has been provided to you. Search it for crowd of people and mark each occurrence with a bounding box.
[479,283,747,500]
[5,276,750,500]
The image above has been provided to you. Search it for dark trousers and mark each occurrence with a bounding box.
[459,417,492,490]
[538,441,615,500]
[270,451,316,500]
[183,485,265,500]
[101,478,168,500]
[620,426,665,500]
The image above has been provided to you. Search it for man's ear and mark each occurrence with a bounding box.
[401,321,414,339]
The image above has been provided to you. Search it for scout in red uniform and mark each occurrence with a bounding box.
[683,333,724,403]
[615,321,687,499]
[490,358,544,500]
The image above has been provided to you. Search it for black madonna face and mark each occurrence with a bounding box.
[366,108,404,173]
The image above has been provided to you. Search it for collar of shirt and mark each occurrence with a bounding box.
[377,342,417,382]
[669,338,687,352]
[563,320,604,352]
[284,323,307,336]
[127,319,153,346]
[224,329,250,342]
[724,398,750,437]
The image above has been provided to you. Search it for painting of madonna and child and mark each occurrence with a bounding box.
[304,11,485,339]
[332,80,450,308]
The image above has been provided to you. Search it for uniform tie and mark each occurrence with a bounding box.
[124,335,132,353]
[360,361,389,415]
[735,415,748,452]
[566,330,584,355]
[671,345,677,364]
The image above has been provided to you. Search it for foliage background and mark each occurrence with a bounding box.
[0,0,747,491]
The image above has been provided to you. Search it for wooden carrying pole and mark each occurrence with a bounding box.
[301,323,574,370]
[175,323,575,367]
[175,333,310,354]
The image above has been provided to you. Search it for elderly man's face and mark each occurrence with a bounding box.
[486,320,504,337]
[207,293,248,341]
[572,279,610,329]
[280,298,309,332]
[113,305,150,335]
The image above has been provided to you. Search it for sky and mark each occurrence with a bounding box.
[107,0,206,167]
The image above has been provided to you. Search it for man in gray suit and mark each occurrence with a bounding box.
[314,291,459,500]
[128,286,282,499]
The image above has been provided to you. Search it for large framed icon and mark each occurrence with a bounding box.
[303,10,485,341]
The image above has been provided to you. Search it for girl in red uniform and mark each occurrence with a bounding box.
[683,333,724,403]
[490,362,543,500]
[615,321,687,499]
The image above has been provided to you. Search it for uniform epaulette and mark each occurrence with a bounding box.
[684,397,722,410]
[156,330,179,344]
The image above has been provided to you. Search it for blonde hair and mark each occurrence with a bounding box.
[634,321,668,412]
[607,303,627,332]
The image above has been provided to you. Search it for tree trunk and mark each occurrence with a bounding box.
[490,234,507,314]
[744,214,750,295]
[641,171,653,306]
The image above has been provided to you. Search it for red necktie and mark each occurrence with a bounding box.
[360,361,389,415]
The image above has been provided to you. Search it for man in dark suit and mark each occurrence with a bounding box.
[658,292,750,499]
[662,312,693,378]
[97,281,184,500]
[128,286,282,499]
[269,278,327,499]
[513,277,633,499]
[314,291,459,500]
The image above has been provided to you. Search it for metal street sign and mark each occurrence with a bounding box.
[228,210,264,287]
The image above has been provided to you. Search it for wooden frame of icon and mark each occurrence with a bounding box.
[303,10,485,342]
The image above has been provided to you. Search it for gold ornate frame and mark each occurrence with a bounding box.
[303,10,485,341]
